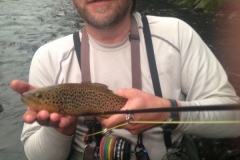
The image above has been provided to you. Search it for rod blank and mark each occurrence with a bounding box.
[82,104,240,116]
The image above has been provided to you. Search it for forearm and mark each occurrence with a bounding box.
[22,123,73,160]
[177,97,240,138]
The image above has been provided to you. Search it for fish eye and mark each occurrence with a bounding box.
[35,93,43,99]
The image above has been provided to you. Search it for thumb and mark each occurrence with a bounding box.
[10,80,37,94]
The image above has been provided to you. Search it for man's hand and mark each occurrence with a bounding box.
[10,80,78,136]
[100,88,179,135]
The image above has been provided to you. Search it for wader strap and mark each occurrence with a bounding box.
[130,16,141,89]
[142,16,162,97]
[163,131,173,150]
[73,29,92,83]
[142,16,173,150]
[81,27,91,82]
[73,31,81,69]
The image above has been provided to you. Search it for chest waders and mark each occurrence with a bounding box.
[71,15,197,160]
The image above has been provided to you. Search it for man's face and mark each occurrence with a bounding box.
[73,0,132,29]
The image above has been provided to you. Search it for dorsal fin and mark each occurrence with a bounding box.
[91,83,108,89]
[92,83,114,94]
[80,82,113,93]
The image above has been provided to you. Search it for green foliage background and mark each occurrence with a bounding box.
[168,0,227,11]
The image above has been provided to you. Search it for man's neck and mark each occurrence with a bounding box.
[85,15,131,44]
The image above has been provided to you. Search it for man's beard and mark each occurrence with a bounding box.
[75,0,132,29]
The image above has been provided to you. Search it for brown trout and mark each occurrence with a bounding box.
[21,83,127,116]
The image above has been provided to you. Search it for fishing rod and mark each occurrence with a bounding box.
[82,104,240,116]
[84,104,240,138]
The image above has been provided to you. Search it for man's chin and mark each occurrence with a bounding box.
[84,11,117,27]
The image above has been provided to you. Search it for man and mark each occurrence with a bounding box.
[11,0,240,159]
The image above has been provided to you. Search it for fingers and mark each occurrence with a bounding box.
[23,109,57,126]
[36,110,50,126]
[101,114,155,135]
[101,114,126,128]
[49,113,61,127]
[36,111,76,129]
[56,115,78,136]
[23,108,77,133]
[36,111,62,127]
[23,108,38,123]
[10,80,37,94]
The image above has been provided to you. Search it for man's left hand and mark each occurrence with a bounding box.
[100,88,174,135]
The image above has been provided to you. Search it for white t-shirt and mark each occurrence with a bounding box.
[21,12,240,160]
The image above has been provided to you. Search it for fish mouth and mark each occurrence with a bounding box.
[21,95,39,106]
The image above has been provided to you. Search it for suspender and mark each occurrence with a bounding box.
[73,31,81,69]
[73,15,172,159]
[141,16,162,97]
[130,16,142,89]
[141,16,173,151]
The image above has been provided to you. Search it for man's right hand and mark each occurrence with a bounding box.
[10,80,78,136]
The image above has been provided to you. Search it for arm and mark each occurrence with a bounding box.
[13,45,76,160]
[21,123,73,160]
[176,19,240,138]
[101,19,240,138]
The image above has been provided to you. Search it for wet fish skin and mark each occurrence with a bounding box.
[21,83,127,116]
